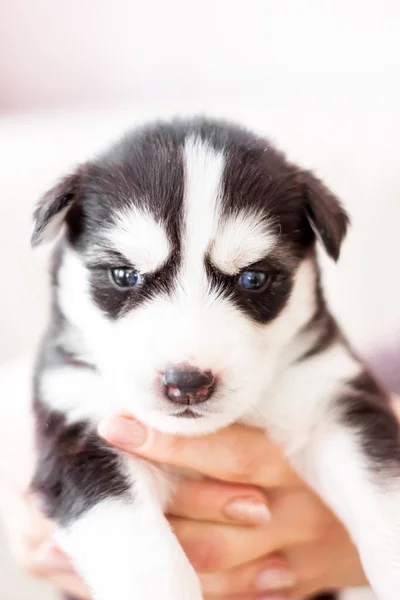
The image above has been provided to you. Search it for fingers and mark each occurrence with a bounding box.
[283,527,367,596]
[169,479,271,525]
[170,484,333,567]
[199,554,295,597]
[170,516,263,572]
[169,486,334,574]
[99,416,299,488]
[170,516,285,572]
[170,477,331,537]
[192,520,366,599]
[197,546,332,599]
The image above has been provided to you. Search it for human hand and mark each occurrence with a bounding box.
[99,414,370,599]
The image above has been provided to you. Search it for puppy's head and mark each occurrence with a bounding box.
[33,119,348,434]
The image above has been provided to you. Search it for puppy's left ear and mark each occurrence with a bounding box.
[301,170,350,261]
[31,167,86,247]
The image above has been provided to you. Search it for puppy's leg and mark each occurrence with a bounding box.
[57,494,202,600]
[299,401,400,600]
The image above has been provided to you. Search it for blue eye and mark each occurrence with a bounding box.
[238,270,268,290]
[111,268,143,288]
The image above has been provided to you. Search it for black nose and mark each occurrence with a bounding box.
[163,366,215,405]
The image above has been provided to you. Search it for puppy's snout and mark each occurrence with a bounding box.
[163,366,215,405]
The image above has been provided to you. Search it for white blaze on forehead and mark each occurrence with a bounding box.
[211,212,276,275]
[182,138,276,284]
[182,137,225,284]
[104,207,171,273]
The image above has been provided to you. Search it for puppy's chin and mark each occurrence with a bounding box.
[140,408,240,436]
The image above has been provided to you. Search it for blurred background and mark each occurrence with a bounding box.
[0,1,399,598]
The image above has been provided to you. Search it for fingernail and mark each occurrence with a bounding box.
[255,568,296,591]
[224,496,271,525]
[98,416,147,448]
[33,540,73,573]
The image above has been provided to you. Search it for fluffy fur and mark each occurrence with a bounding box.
[31,118,400,600]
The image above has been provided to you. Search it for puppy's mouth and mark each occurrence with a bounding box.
[174,408,203,419]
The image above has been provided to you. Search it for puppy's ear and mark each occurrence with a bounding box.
[301,170,350,261]
[31,167,86,247]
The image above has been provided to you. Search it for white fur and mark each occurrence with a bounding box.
[297,427,400,600]
[211,211,276,274]
[57,472,201,600]
[105,207,171,273]
[257,342,361,453]
[40,366,112,423]
[179,137,224,295]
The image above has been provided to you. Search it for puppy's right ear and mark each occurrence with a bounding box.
[31,167,86,247]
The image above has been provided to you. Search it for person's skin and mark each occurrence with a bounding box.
[3,358,397,599]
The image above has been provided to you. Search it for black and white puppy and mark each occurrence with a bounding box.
[31,118,399,600]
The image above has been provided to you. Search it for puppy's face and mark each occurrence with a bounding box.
[33,119,348,434]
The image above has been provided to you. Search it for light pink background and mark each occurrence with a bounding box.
[1,0,400,112]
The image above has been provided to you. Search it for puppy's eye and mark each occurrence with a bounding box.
[238,270,268,291]
[111,268,143,288]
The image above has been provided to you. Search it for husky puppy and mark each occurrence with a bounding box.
[31,118,399,600]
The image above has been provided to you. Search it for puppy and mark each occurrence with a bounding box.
[31,118,400,600]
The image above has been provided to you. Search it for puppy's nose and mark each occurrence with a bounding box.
[163,366,215,405]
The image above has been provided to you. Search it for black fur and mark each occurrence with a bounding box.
[32,398,130,526]
[297,311,338,362]
[32,170,86,247]
[205,254,295,324]
[32,316,129,525]
[302,169,349,262]
[295,267,340,363]
[342,369,400,471]
[89,253,180,318]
